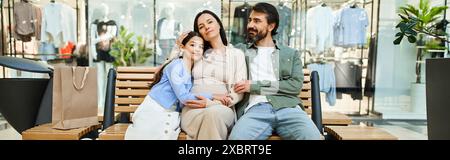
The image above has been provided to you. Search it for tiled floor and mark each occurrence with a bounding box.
[351,117,428,140]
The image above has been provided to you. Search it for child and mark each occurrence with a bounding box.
[125,31,222,140]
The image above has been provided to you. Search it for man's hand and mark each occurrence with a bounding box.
[234,80,251,94]
[185,96,207,109]
[213,94,233,107]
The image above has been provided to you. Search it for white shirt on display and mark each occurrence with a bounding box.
[40,2,77,47]
[306,5,335,54]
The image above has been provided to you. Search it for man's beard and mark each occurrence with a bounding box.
[246,28,269,44]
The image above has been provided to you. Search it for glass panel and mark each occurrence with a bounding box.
[225,0,296,47]
[154,0,221,66]
[88,0,154,67]
[374,0,446,119]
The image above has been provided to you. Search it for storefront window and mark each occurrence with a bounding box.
[301,0,375,115]
[154,0,221,66]
[374,0,448,119]
[223,0,299,47]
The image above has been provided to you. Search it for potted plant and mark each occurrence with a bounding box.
[393,0,448,114]
[110,26,153,67]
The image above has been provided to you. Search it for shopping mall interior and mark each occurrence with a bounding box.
[1,0,449,140]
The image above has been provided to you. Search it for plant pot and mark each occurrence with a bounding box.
[410,83,426,113]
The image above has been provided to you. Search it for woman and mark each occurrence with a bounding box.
[125,31,224,140]
[181,10,247,140]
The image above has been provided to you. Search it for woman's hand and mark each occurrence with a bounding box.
[185,96,208,109]
[213,94,233,107]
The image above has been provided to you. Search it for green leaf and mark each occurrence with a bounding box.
[407,36,417,43]
[396,21,406,28]
[395,32,404,37]
[404,29,417,36]
[394,35,404,45]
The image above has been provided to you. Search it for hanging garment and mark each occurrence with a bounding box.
[39,42,57,61]
[13,1,39,42]
[333,9,345,46]
[61,3,77,44]
[364,34,377,97]
[60,41,75,59]
[306,5,335,54]
[307,63,336,106]
[231,3,251,45]
[40,2,77,47]
[334,61,363,100]
[275,3,292,46]
[337,7,369,47]
[34,6,42,41]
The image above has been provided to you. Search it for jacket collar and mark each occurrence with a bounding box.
[246,40,281,50]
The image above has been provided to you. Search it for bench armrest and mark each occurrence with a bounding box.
[103,68,117,130]
[310,71,323,134]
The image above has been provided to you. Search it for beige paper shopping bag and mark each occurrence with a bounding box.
[52,67,99,130]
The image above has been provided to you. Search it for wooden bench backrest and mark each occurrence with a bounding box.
[114,67,313,114]
[114,67,158,113]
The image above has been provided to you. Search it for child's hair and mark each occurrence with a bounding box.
[149,31,203,89]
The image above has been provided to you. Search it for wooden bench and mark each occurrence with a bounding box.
[22,123,101,140]
[324,125,398,140]
[322,112,352,126]
[99,67,324,140]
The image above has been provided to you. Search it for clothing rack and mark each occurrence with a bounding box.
[1,0,81,59]
[303,0,373,116]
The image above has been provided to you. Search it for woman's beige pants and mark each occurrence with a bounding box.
[181,104,235,140]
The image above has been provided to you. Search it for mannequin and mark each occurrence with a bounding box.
[90,4,118,114]
[156,4,182,65]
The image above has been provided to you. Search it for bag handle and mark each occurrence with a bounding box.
[72,67,90,90]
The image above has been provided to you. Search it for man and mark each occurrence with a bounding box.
[229,2,321,140]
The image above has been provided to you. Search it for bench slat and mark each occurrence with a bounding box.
[299,90,311,98]
[303,69,310,75]
[302,83,311,90]
[117,67,158,73]
[115,106,139,113]
[117,74,155,81]
[115,98,145,105]
[116,89,149,96]
[304,76,310,82]
[116,81,152,89]
[322,112,352,125]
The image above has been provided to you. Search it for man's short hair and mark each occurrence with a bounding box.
[251,2,280,36]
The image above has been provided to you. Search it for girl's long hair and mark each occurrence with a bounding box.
[149,31,202,89]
